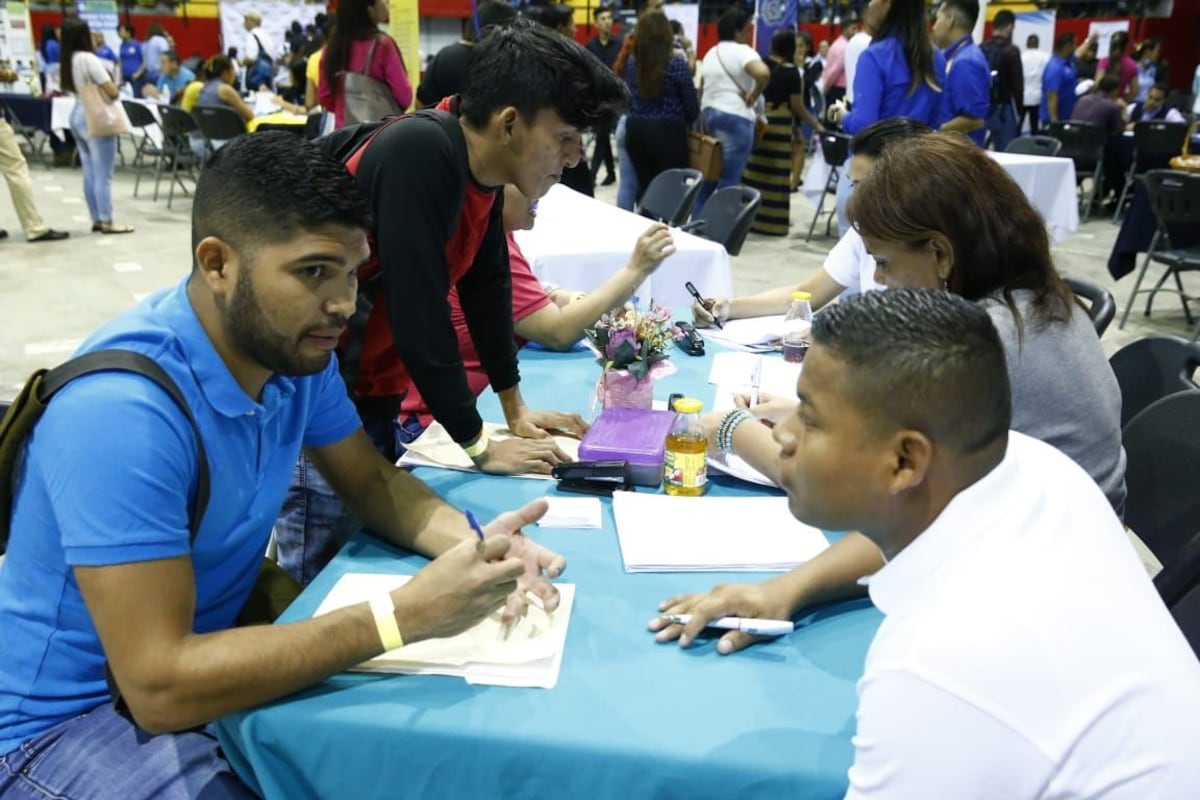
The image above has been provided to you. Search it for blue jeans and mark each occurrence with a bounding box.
[0,703,253,800]
[615,115,638,211]
[987,102,1019,153]
[275,414,426,586]
[695,108,755,213]
[69,103,117,224]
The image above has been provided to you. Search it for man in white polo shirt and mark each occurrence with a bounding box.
[657,289,1200,796]
[691,118,928,325]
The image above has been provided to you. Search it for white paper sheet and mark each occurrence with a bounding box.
[313,573,575,688]
[707,353,802,401]
[539,497,603,529]
[703,315,785,351]
[611,493,829,572]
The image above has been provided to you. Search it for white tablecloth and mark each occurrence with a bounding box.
[48,96,163,148]
[513,184,733,317]
[988,150,1080,244]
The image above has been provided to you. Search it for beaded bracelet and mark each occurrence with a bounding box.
[717,409,755,455]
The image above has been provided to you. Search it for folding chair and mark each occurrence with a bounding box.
[1122,390,1200,574]
[1063,275,1115,337]
[1117,170,1200,334]
[0,95,51,167]
[155,104,204,210]
[122,100,163,198]
[805,131,850,242]
[1113,121,1188,222]
[190,104,248,159]
[681,185,761,256]
[1005,135,1063,157]
[1046,120,1107,218]
[638,168,703,227]
[1108,334,1200,427]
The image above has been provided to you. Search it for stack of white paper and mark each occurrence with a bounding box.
[396,422,581,480]
[313,573,575,688]
[703,315,784,353]
[538,497,603,529]
[611,493,829,572]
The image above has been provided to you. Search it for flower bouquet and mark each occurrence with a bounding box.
[586,302,678,410]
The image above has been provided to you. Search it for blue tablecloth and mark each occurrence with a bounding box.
[214,345,882,800]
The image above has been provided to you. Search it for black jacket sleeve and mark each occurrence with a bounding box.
[355,113,485,444]
[456,192,520,394]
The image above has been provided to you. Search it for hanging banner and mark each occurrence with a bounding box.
[755,0,796,59]
[0,0,37,87]
[389,0,419,109]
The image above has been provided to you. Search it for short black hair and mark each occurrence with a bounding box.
[118,23,136,36]
[1054,32,1076,51]
[1098,75,1120,95]
[529,3,574,32]
[941,0,979,29]
[461,18,628,132]
[191,133,372,267]
[162,49,180,63]
[717,6,749,41]
[475,0,517,40]
[1026,34,1039,48]
[812,289,1011,454]
[992,9,1015,29]
[593,4,614,18]
[850,117,932,159]
[770,29,796,62]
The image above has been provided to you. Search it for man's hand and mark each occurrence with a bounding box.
[482,498,566,624]
[474,437,572,476]
[392,536,524,643]
[692,296,730,327]
[509,408,589,439]
[648,582,794,655]
[629,223,676,276]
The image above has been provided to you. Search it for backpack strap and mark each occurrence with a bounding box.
[35,349,211,542]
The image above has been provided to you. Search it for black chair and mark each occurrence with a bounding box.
[682,185,761,256]
[1122,390,1200,573]
[1113,121,1189,222]
[637,168,703,227]
[0,95,50,166]
[1117,170,1200,332]
[121,100,163,198]
[805,131,850,242]
[1005,135,1063,157]
[1047,120,1107,218]
[1108,335,1200,428]
[1063,275,1116,336]
[155,104,203,209]
[1156,530,1200,660]
[190,104,248,158]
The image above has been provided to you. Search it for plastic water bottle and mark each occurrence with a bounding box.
[664,397,707,496]
[782,291,813,364]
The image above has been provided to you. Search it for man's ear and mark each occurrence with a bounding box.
[497,106,520,141]
[194,236,237,297]
[885,430,933,496]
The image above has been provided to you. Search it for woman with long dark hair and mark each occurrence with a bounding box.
[621,9,698,204]
[833,0,945,133]
[319,0,412,128]
[61,18,132,234]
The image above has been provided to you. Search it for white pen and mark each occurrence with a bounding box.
[748,356,762,407]
[661,614,794,637]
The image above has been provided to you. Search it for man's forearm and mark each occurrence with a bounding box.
[764,532,882,616]
[730,286,796,320]
[133,599,382,733]
[1046,92,1059,121]
[940,115,984,134]
[349,457,473,558]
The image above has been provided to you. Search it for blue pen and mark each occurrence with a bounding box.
[464,509,486,542]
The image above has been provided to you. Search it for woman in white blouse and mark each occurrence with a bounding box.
[695,6,769,213]
[61,18,132,234]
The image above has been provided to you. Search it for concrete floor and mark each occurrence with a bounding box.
[1,154,1196,398]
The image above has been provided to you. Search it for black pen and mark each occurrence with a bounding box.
[685,281,723,329]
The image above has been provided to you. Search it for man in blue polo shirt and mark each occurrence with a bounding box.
[0,133,565,797]
[145,49,194,103]
[932,0,990,147]
[1041,32,1079,126]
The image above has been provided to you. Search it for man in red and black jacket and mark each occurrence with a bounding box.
[277,21,628,585]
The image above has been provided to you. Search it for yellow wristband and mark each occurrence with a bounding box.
[369,594,404,652]
[462,429,489,459]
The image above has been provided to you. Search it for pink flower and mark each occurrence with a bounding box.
[606,327,637,360]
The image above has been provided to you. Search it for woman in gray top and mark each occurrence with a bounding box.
[847,132,1125,513]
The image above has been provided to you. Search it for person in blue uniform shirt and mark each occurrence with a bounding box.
[1041,32,1079,126]
[117,24,146,95]
[932,0,989,147]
